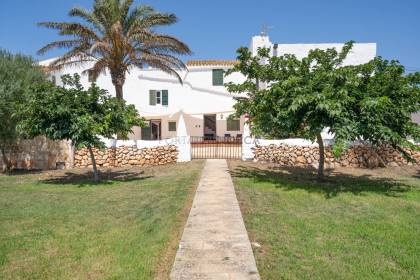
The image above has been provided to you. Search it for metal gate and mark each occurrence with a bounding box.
[191,136,242,159]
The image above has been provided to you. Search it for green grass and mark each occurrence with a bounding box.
[229,162,420,280]
[0,161,204,280]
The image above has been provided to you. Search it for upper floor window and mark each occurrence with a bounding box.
[212,69,224,86]
[149,90,168,106]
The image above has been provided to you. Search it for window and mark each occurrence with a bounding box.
[168,121,176,132]
[141,121,151,140]
[227,119,240,131]
[156,91,161,104]
[212,69,224,86]
[149,90,168,106]
[51,75,56,85]
[88,70,96,83]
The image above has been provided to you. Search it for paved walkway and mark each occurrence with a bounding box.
[170,159,260,280]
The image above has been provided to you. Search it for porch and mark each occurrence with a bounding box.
[128,111,245,141]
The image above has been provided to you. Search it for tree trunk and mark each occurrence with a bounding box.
[316,132,325,178]
[111,69,126,100]
[87,145,99,183]
[0,147,12,174]
[114,83,123,100]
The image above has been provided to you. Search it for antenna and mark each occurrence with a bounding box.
[261,24,273,37]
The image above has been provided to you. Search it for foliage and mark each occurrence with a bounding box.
[0,49,46,172]
[38,0,191,99]
[20,74,144,181]
[226,43,420,176]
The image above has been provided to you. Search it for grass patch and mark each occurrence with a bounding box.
[229,161,420,280]
[0,161,204,280]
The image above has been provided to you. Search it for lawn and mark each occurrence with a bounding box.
[229,161,420,280]
[0,161,204,280]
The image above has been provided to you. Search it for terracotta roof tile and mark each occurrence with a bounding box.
[186,60,238,67]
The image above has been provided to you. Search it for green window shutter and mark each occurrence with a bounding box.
[227,119,240,131]
[162,90,168,106]
[149,90,156,106]
[212,69,224,86]
[168,121,176,132]
[141,121,151,140]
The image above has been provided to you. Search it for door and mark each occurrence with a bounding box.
[141,120,161,140]
[151,120,161,140]
[203,114,216,140]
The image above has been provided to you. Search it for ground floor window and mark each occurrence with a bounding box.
[227,119,240,131]
[168,121,177,132]
[141,120,161,140]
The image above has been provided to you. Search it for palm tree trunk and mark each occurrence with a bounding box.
[87,145,99,182]
[111,69,125,100]
[316,132,325,178]
[114,83,123,100]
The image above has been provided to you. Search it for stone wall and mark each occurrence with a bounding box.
[0,136,73,170]
[254,144,420,168]
[74,145,178,168]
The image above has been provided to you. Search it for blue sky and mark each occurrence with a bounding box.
[1,0,419,71]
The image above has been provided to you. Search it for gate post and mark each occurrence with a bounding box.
[242,115,255,161]
[176,113,191,162]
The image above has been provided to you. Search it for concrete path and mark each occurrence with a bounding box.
[170,159,260,280]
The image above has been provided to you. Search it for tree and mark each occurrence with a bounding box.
[20,74,144,182]
[38,0,191,100]
[226,43,420,177]
[0,49,46,172]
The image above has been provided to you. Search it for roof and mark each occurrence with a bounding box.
[186,60,238,67]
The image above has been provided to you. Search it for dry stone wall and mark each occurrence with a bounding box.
[254,144,420,168]
[74,145,178,168]
[0,136,73,170]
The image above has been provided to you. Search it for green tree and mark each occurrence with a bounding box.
[37,0,191,100]
[20,74,144,182]
[0,49,46,172]
[226,43,420,177]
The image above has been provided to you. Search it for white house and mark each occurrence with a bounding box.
[39,34,377,141]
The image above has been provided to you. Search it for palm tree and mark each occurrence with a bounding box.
[38,0,191,100]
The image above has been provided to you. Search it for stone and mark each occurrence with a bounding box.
[296,156,306,164]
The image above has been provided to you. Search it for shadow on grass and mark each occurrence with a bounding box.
[2,169,43,176]
[230,164,412,198]
[41,169,153,187]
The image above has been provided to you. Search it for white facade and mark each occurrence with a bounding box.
[251,35,377,66]
[40,34,377,141]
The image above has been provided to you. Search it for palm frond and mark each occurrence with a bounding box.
[140,12,177,27]
[38,22,99,41]
[119,0,134,22]
[141,34,192,55]
[69,7,104,33]
[141,53,184,83]
[124,5,154,32]
[37,40,82,55]
[82,58,109,79]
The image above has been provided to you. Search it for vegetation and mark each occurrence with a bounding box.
[0,161,204,279]
[0,50,46,172]
[38,0,191,99]
[226,43,420,177]
[230,161,420,280]
[20,74,143,182]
